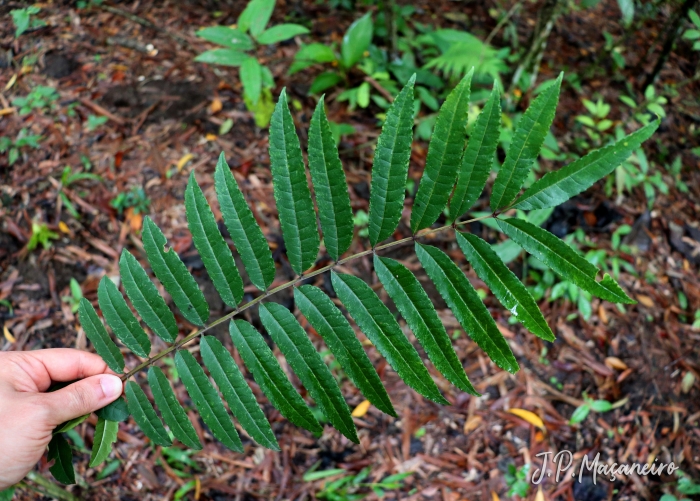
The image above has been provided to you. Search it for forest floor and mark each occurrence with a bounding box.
[1,1,700,500]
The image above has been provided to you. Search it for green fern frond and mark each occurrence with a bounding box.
[58,73,658,483]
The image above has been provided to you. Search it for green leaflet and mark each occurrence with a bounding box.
[48,434,75,484]
[368,75,416,246]
[496,217,635,304]
[308,97,354,260]
[455,232,554,341]
[78,298,124,374]
[141,217,209,326]
[185,171,244,307]
[119,250,178,343]
[125,381,172,447]
[411,69,473,232]
[450,85,502,220]
[330,271,449,404]
[96,396,129,422]
[373,256,477,395]
[54,414,90,434]
[238,0,274,36]
[214,153,275,291]
[259,303,358,443]
[512,119,660,210]
[229,319,322,434]
[89,417,118,467]
[240,57,262,105]
[415,243,519,373]
[294,285,397,417]
[200,336,279,451]
[175,350,243,452]
[269,89,320,274]
[490,73,563,212]
[148,367,202,450]
[98,276,151,358]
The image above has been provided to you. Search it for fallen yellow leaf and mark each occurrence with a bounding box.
[351,400,371,418]
[508,408,545,431]
[126,208,143,233]
[210,98,223,113]
[491,491,500,501]
[0,107,15,116]
[205,133,217,141]
[535,486,545,501]
[637,294,654,308]
[177,153,194,171]
[5,73,17,91]
[605,356,628,371]
[463,415,482,434]
[58,221,70,233]
[194,476,201,500]
[3,325,15,343]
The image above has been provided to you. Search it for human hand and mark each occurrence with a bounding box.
[0,349,123,489]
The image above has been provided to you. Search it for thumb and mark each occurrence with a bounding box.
[39,374,123,426]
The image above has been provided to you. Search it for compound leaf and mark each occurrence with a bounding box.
[368,75,415,246]
[512,119,660,210]
[125,381,172,447]
[175,350,243,452]
[185,171,244,307]
[148,367,202,450]
[294,285,396,417]
[415,243,519,373]
[259,302,358,443]
[119,250,178,343]
[455,232,554,341]
[89,417,118,468]
[374,256,477,395]
[450,84,501,219]
[98,276,151,358]
[308,97,354,260]
[491,73,563,211]
[411,69,473,232]
[200,336,279,450]
[78,298,124,374]
[496,217,635,304]
[142,217,209,326]
[214,153,275,291]
[269,89,320,274]
[229,319,322,434]
[331,271,448,404]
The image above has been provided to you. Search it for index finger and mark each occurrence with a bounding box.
[17,349,115,391]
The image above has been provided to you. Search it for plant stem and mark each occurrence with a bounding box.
[120,213,495,381]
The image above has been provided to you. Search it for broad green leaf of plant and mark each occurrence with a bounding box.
[196,26,253,50]
[96,396,130,422]
[238,0,275,37]
[411,69,473,232]
[331,271,449,404]
[289,43,337,74]
[496,217,635,304]
[240,57,263,105]
[373,255,478,395]
[308,97,354,260]
[148,367,202,450]
[257,24,309,45]
[119,250,178,343]
[48,434,75,485]
[194,49,250,67]
[229,319,322,434]
[269,89,320,274]
[175,350,243,452]
[200,336,279,450]
[97,276,151,358]
[89,418,119,468]
[368,75,415,246]
[259,302,359,443]
[294,285,396,417]
[491,73,563,211]
[512,119,660,210]
[54,413,90,434]
[78,298,124,374]
[125,381,172,447]
[185,172,243,307]
[142,217,209,326]
[214,153,275,291]
[455,232,554,341]
[310,73,344,94]
[341,12,373,69]
[450,84,501,220]
[415,243,519,373]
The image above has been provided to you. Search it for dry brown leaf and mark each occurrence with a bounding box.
[605,357,628,371]
[463,415,482,434]
[637,295,654,308]
[210,98,223,113]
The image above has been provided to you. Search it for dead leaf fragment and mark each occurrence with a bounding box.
[463,415,482,433]
[58,221,70,234]
[210,98,222,113]
[351,400,371,418]
[3,325,15,343]
[535,486,545,501]
[508,408,545,431]
[177,153,194,172]
[605,357,628,371]
[637,295,654,308]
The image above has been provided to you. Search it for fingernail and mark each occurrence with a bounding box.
[100,375,123,399]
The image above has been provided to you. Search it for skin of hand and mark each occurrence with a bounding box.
[0,349,123,489]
